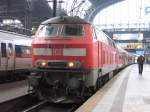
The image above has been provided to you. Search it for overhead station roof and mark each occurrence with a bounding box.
[0,0,53,29]
[42,16,90,24]
[0,0,124,30]
[84,0,125,22]
[60,0,125,22]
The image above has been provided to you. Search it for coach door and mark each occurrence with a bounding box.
[7,42,15,71]
[1,42,7,71]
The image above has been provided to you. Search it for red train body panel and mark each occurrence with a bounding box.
[32,24,96,69]
[29,16,135,103]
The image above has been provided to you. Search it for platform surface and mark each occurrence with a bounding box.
[76,64,150,112]
[0,80,28,103]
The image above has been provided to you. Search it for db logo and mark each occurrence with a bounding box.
[52,48,62,56]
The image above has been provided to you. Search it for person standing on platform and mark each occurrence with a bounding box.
[137,55,145,75]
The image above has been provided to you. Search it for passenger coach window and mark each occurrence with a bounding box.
[15,45,22,54]
[15,45,31,55]
[37,25,58,37]
[1,43,7,57]
[61,24,84,37]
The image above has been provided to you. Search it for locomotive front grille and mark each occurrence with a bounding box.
[48,62,67,68]
[36,60,80,69]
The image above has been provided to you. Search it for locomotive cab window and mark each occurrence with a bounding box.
[61,24,84,37]
[37,25,58,37]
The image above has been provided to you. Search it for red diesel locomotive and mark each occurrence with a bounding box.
[29,16,134,103]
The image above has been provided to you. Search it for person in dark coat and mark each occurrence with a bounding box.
[137,55,145,75]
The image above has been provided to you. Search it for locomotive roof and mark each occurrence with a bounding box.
[41,16,90,24]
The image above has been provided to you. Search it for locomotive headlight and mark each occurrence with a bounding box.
[68,62,75,68]
[41,61,47,67]
[67,61,81,68]
[36,60,48,68]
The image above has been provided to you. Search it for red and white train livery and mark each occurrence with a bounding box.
[0,30,32,82]
[29,16,135,102]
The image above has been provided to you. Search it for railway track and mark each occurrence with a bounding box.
[0,94,39,112]
[21,100,48,112]
[0,93,81,112]
[22,101,80,112]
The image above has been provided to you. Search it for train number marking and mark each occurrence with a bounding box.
[52,48,63,56]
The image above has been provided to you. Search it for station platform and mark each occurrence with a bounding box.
[76,64,150,112]
[0,80,28,103]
